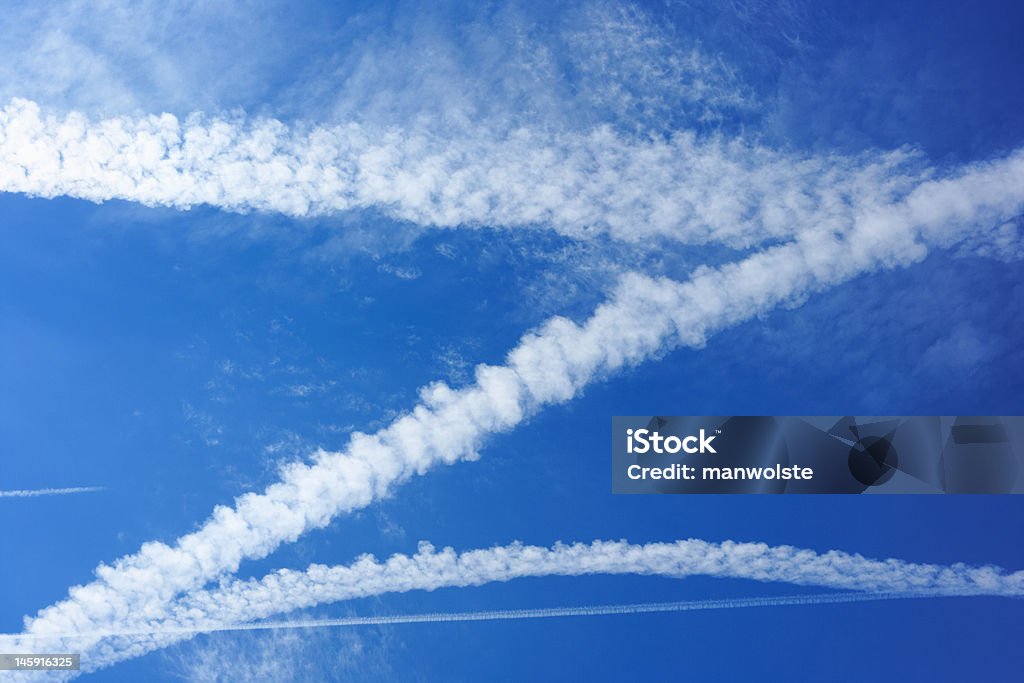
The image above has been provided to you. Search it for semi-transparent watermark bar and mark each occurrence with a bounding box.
[612,416,1024,494]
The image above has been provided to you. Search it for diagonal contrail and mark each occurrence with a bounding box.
[0,487,104,498]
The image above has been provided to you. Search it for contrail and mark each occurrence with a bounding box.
[0,97,928,247]
[0,592,960,641]
[0,487,104,498]
[10,536,1023,676]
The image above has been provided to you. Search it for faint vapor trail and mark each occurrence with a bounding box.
[0,591,963,641]
[0,487,104,498]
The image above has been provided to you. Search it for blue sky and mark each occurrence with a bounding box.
[1,1,1023,680]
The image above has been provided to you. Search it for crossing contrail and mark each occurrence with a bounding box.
[0,591,962,641]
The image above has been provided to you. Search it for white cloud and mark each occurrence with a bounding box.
[564,3,755,126]
[163,626,373,683]
[917,322,995,375]
[376,262,422,280]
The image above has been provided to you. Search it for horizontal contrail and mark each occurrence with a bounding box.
[10,536,1023,676]
[0,487,103,498]
[0,591,956,641]
[0,97,928,247]
[154,591,954,636]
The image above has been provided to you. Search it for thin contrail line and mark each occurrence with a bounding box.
[0,591,967,641]
[0,486,104,498]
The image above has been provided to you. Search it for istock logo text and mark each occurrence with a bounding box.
[626,428,717,454]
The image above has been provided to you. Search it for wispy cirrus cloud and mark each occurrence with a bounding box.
[0,1,765,131]
[0,0,316,117]
[162,625,377,683]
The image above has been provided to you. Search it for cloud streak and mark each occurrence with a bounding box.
[6,537,1022,674]
[1,97,938,247]
[174,536,1024,623]
[0,486,104,498]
